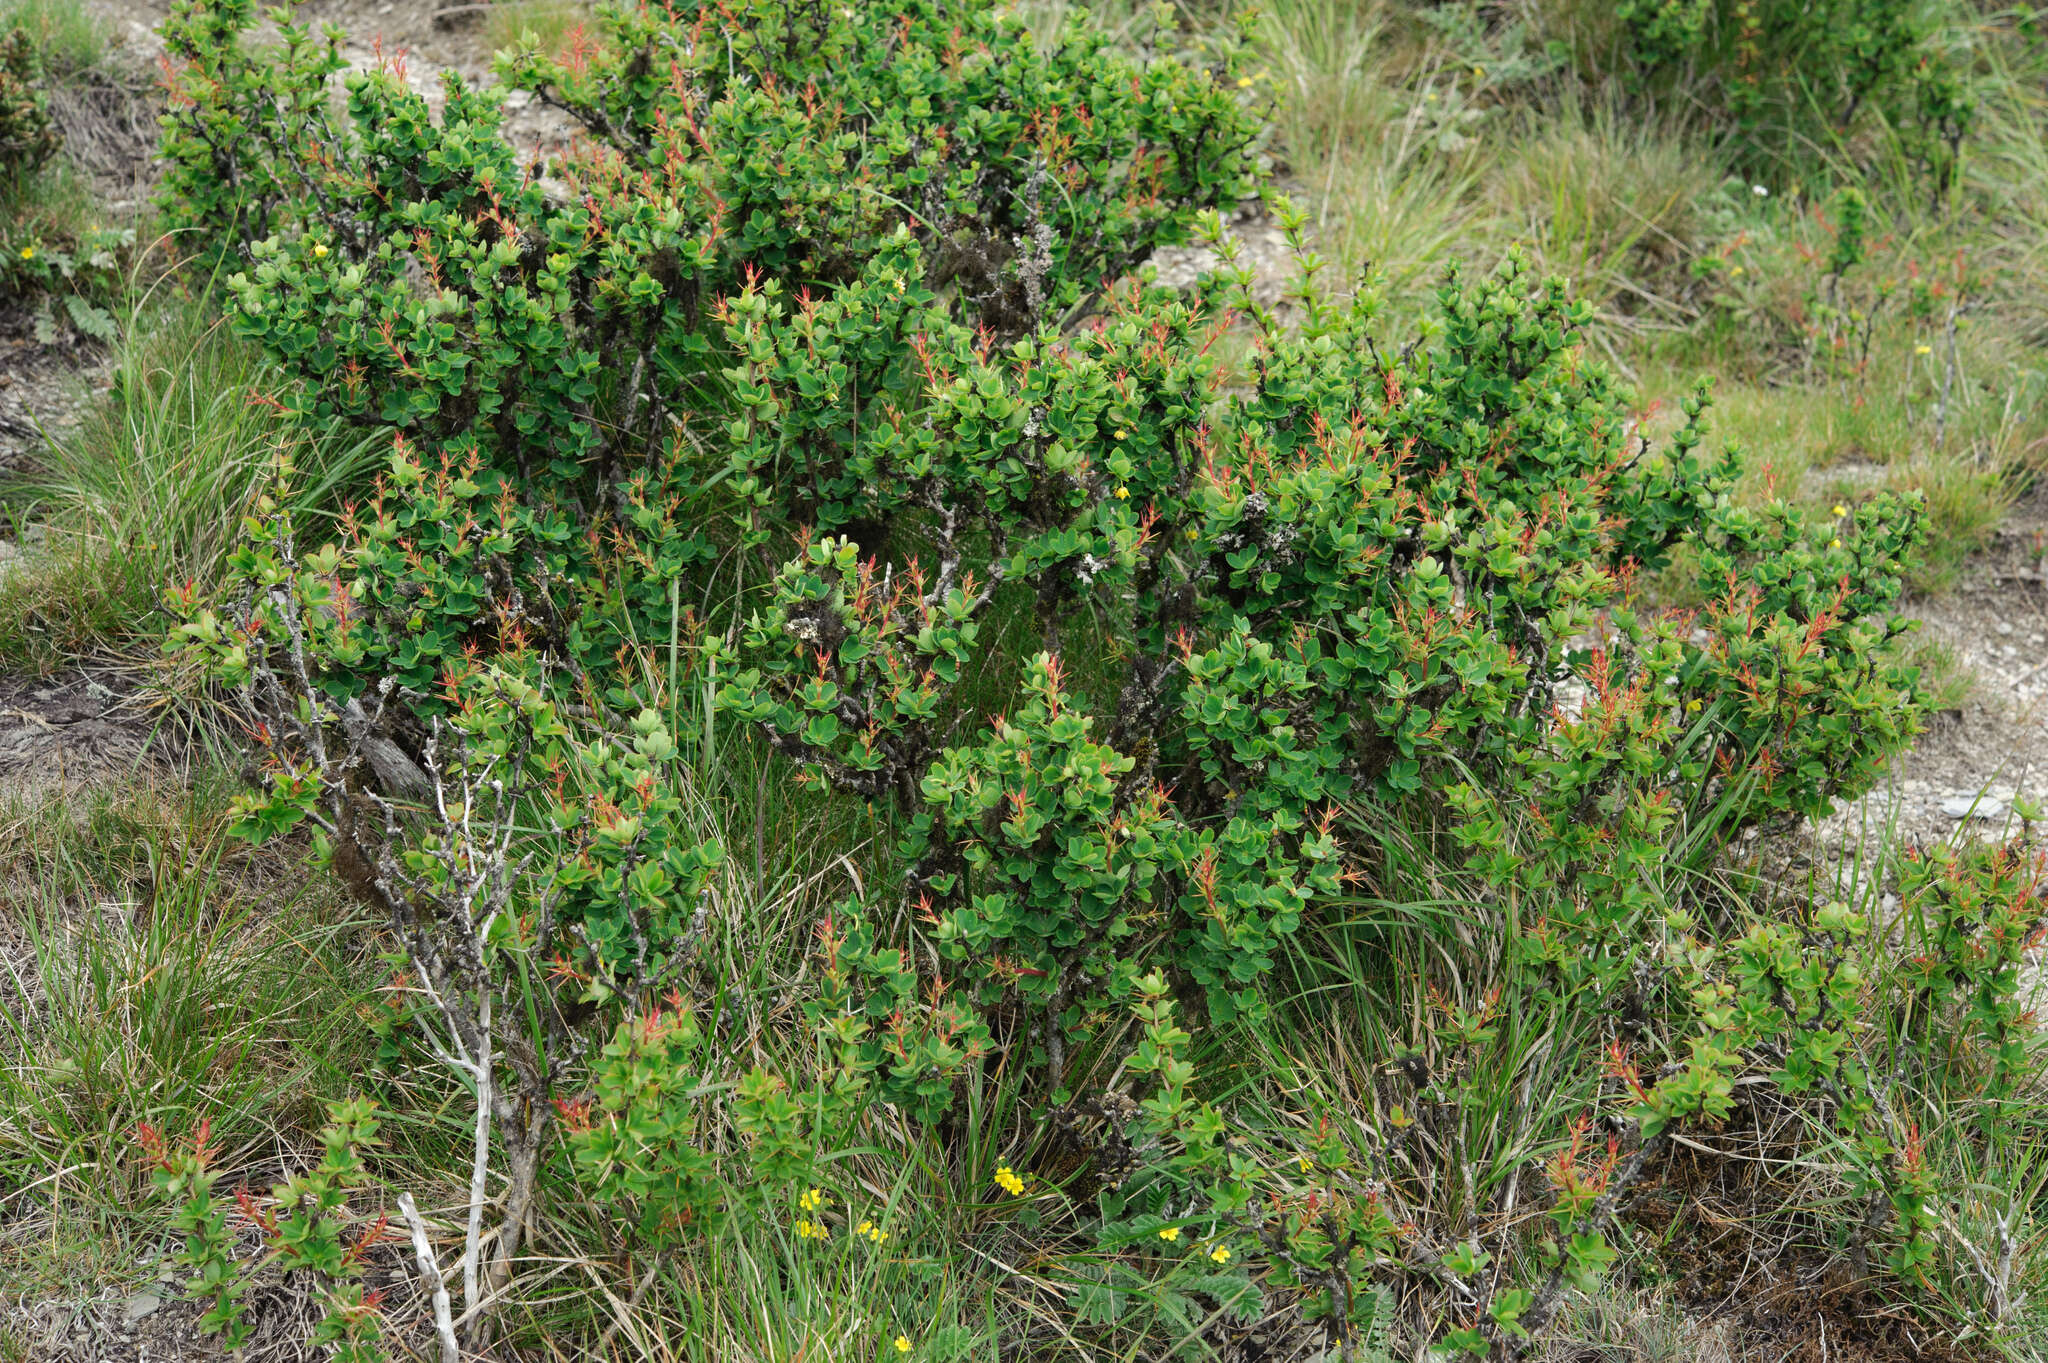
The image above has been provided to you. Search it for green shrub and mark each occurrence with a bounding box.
[154,0,2010,1353]
[0,25,56,178]
[1612,0,1974,182]
[143,1101,392,1361]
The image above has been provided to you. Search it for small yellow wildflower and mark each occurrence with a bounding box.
[1236,75,1254,88]
[1185,526,1199,541]
[1914,343,1932,355]
[795,1217,829,1240]
[857,1218,889,1244]
[18,246,31,261]
[1686,699,1702,713]
[1830,538,1843,549]
[799,1187,825,1211]
[1425,91,1438,102]
[895,1338,912,1355]
[1210,1244,1232,1264]
[1832,504,1848,518]
[1114,485,1130,500]
[995,1165,1026,1196]
[1298,1155,1312,1173]
[1471,65,1484,78]
[1114,429,1128,440]
[1159,1226,1181,1242]
[1729,265,1744,277]
[313,242,329,259]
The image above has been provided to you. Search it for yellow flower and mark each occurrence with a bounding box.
[1830,538,1843,549]
[1425,91,1438,102]
[1729,265,1744,277]
[799,1187,824,1211]
[1185,527,1199,541]
[1686,699,1702,713]
[994,1165,1026,1196]
[1114,485,1129,500]
[313,242,329,259]
[1831,504,1847,518]
[1471,65,1484,77]
[1914,343,1932,355]
[1210,1244,1232,1263]
[795,1217,829,1240]
[1114,429,1128,440]
[895,1338,912,1355]
[857,1218,888,1244]
[17,246,31,260]
[1158,1226,1181,1242]
[1236,76,1253,88]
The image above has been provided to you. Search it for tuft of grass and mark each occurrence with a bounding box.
[0,291,385,671]
[1487,100,1716,332]
[1535,1287,1731,1363]
[0,0,103,77]
[0,781,380,1295]
[486,0,595,59]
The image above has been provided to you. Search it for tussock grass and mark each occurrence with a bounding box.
[0,782,381,1291]
[0,293,385,671]
[485,0,595,59]
[0,0,102,76]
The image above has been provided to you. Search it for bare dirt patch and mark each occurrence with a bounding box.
[0,336,108,475]
[0,667,180,796]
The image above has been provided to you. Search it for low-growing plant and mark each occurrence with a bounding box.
[141,1100,394,1362]
[136,1119,250,1350]
[0,220,130,341]
[0,17,139,344]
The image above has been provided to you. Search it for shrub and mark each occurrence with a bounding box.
[156,0,1991,1354]
[141,1101,392,1362]
[1611,0,1974,183]
[0,24,56,178]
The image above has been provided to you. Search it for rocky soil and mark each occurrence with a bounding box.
[1821,485,2048,849]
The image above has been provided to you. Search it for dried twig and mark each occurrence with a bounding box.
[398,1192,461,1363]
